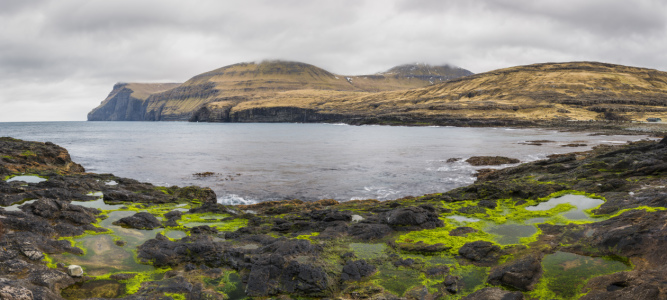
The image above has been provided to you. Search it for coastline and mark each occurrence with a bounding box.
[1,136,666,299]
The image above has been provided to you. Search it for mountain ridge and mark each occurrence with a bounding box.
[88,61,667,127]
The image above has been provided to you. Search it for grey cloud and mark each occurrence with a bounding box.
[0,0,666,121]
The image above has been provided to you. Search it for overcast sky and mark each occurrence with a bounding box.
[1,0,666,121]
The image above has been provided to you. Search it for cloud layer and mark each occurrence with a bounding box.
[1,0,666,121]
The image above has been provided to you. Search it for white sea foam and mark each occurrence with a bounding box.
[218,194,258,205]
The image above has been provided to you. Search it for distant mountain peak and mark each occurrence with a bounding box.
[381,63,473,82]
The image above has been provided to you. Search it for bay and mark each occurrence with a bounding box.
[0,122,648,204]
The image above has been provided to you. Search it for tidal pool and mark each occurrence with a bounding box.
[49,234,154,276]
[2,199,37,211]
[74,193,124,210]
[486,223,537,245]
[446,215,481,223]
[527,194,604,221]
[539,251,630,299]
[5,175,47,183]
[350,243,387,260]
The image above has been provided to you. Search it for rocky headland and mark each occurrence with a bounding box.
[1,136,667,299]
[88,61,667,135]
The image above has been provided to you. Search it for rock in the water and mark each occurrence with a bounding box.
[67,265,83,277]
[487,254,542,291]
[112,212,161,229]
[462,287,524,300]
[458,241,501,265]
[466,156,520,166]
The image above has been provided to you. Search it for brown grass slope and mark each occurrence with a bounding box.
[117,60,471,121]
[229,61,667,123]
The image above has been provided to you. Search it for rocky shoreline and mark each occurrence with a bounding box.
[1,136,667,299]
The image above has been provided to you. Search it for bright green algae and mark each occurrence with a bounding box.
[397,191,608,253]
[48,191,248,297]
[389,191,643,298]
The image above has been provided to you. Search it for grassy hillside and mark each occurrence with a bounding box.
[227,62,667,123]
[142,60,472,120]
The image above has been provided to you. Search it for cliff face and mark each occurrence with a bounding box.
[87,83,180,121]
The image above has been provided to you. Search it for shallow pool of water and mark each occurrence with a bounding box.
[487,223,538,245]
[540,251,630,299]
[350,243,387,260]
[526,194,604,221]
[446,215,481,223]
[2,199,37,211]
[6,175,47,183]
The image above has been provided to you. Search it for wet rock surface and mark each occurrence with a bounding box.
[466,156,520,166]
[1,137,667,299]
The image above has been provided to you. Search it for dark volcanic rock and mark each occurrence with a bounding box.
[347,223,393,241]
[28,269,75,292]
[466,156,520,166]
[462,287,524,300]
[384,206,444,229]
[487,254,542,291]
[444,275,461,294]
[112,212,161,229]
[458,241,501,265]
[341,260,376,281]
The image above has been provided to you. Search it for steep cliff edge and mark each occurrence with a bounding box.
[87,82,180,121]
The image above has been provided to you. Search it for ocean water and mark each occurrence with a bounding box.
[0,122,649,204]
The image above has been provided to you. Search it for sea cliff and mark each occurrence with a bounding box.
[1,137,667,299]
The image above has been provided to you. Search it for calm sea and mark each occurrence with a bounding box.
[0,122,649,204]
